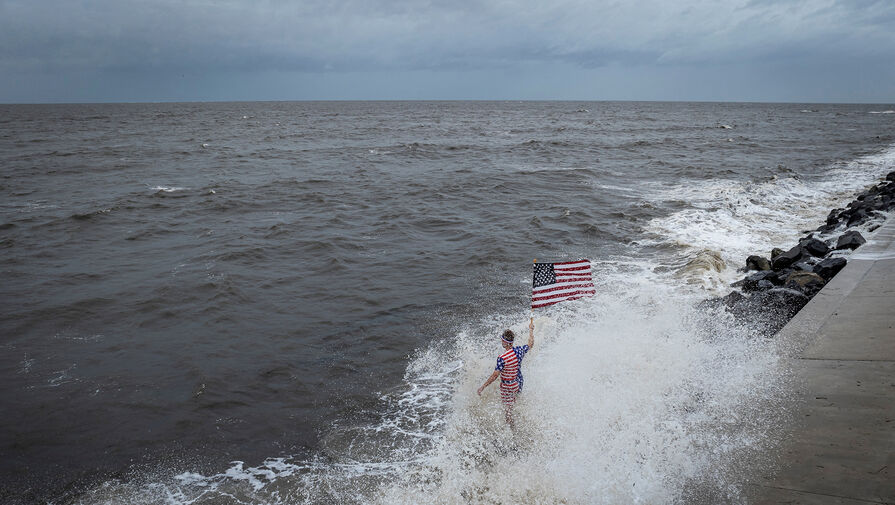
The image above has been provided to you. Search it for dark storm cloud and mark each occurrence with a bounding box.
[1,0,893,101]
[2,0,890,71]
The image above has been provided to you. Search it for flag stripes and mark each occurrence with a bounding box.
[531,259,596,309]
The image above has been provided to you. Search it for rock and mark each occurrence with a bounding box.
[771,245,804,270]
[800,238,831,257]
[757,279,775,290]
[814,257,847,281]
[887,172,895,182]
[882,195,895,210]
[816,223,838,234]
[784,271,826,297]
[791,260,815,272]
[746,255,771,271]
[771,268,794,285]
[847,199,869,211]
[721,290,747,309]
[698,291,745,312]
[742,270,777,292]
[758,288,810,317]
[739,288,811,334]
[708,287,810,336]
[825,208,844,225]
[770,247,784,259]
[846,209,869,227]
[835,230,866,250]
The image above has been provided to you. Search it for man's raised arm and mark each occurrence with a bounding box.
[528,319,534,349]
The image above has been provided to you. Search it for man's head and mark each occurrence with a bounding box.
[501,329,515,349]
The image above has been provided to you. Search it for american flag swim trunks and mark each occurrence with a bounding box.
[496,344,529,404]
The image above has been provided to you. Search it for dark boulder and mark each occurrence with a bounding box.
[800,238,831,257]
[825,208,844,225]
[846,209,869,227]
[707,286,811,336]
[771,268,794,285]
[791,260,815,272]
[741,270,777,292]
[698,290,745,312]
[814,257,847,281]
[746,255,771,271]
[724,288,811,335]
[835,230,866,250]
[770,247,784,259]
[847,199,869,211]
[784,271,826,297]
[886,172,895,182]
[757,279,775,290]
[757,287,810,314]
[720,290,746,309]
[771,245,804,270]
[881,195,895,210]
[816,223,838,234]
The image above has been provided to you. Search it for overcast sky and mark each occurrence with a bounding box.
[1,0,893,103]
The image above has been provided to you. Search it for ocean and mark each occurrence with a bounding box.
[1,101,894,504]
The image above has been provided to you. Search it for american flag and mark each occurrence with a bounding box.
[531,260,596,309]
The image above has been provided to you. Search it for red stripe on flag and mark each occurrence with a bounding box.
[532,288,596,302]
[532,283,596,296]
[554,266,590,272]
[532,259,595,309]
[531,293,594,308]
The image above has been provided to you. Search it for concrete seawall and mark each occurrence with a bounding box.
[749,220,895,504]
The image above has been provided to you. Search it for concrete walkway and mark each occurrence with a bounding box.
[749,221,895,504]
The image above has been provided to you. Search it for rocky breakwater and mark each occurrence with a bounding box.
[709,171,895,335]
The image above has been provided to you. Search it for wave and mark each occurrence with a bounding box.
[644,143,895,290]
[66,143,895,505]
[151,185,188,193]
[71,283,789,504]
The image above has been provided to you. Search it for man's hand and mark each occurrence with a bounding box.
[477,385,484,396]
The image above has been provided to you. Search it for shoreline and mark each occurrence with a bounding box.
[745,208,895,504]
[705,170,895,335]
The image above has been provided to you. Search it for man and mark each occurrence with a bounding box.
[477,319,535,426]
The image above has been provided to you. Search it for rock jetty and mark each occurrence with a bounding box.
[707,171,895,335]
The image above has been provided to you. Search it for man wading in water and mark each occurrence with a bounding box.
[477,320,535,426]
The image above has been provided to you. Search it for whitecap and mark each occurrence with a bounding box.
[644,142,895,290]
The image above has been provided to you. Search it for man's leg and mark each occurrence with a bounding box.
[504,402,515,428]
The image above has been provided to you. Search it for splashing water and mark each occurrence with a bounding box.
[71,278,793,505]
[56,133,895,504]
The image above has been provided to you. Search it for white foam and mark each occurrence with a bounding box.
[70,144,895,505]
[869,110,894,114]
[76,282,789,504]
[151,186,187,193]
[645,143,895,290]
[377,285,787,504]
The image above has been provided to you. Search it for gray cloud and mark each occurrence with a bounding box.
[1,0,893,101]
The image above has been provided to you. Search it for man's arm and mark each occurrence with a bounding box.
[477,370,500,396]
[528,319,535,349]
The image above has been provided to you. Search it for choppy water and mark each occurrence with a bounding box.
[1,101,894,504]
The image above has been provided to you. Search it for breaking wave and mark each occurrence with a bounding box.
[71,282,791,504]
